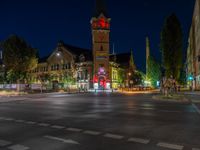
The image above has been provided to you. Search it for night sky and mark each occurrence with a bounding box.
[0,0,195,71]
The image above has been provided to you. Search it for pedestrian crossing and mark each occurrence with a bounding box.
[0,116,199,150]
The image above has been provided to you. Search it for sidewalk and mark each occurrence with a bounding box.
[0,91,86,103]
[184,91,200,95]
[0,96,29,103]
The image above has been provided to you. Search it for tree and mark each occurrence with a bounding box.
[160,13,183,81]
[130,71,143,85]
[117,68,125,87]
[129,49,136,71]
[178,69,187,85]
[147,56,161,87]
[1,35,38,90]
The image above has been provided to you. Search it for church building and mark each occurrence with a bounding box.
[29,0,131,90]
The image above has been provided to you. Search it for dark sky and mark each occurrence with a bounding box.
[0,0,195,71]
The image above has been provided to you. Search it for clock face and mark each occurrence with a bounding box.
[99,18,106,28]
[92,18,109,29]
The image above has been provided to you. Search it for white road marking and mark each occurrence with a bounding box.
[25,121,36,124]
[66,127,82,132]
[0,139,12,146]
[104,133,124,139]
[0,117,4,120]
[38,123,50,127]
[51,125,65,129]
[15,120,25,123]
[192,103,200,115]
[50,95,68,98]
[4,118,14,121]
[128,137,150,144]
[157,142,184,150]
[83,130,101,135]
[8,144,29,150]
[44,135,80,145]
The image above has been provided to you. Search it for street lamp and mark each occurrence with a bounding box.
[128,72,131,88]
[56,52,61,56]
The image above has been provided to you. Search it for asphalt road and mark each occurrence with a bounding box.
[0,92,200,150]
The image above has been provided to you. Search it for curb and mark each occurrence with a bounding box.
[152,95,191,104]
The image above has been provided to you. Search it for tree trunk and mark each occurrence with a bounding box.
[16,79,20,92]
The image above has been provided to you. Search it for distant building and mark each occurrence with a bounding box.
[187,0,200,90]
[28,0,132,90]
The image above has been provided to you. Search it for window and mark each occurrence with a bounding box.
[100,45,103,51]
[68,63,71,69]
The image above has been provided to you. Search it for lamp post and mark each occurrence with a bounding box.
[2,64,5,83]
[128,72,131,89]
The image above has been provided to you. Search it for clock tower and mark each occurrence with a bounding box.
[91,0,111,89]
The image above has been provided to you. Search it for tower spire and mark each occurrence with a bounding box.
[94,0,108,17]
[146,37,150,74]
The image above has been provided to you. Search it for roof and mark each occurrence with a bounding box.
[62,43,93,61]
[94,0,109,18]
[38,56,49,63]
[110,53,131,67]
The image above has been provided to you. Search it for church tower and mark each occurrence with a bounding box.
[91,0,111,89]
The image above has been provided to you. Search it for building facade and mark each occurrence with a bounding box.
[28,0,131,90]
[0,0,132,90]
[187,0,200,90]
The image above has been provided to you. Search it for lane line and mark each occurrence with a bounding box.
[66,128,82,132]
[38,123,50,127]
[51,125,65,129]
[0,117,5,120]
[8,144,29,150]
[128,137,150,144]
[157,142,184,150]
[192,103,200,115]
[104,133,124,140]
[83,130,101,135]
[25,121,36,125]
[44,135,80,145]
[15,120,25,123]
[0,139,12,147]
[4,118,14,121]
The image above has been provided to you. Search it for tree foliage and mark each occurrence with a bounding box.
[117,68,125,86]
[130,71,143,85]
[1,35,38,83]
[147,56,161,87]
[129,49,136,71]
[160,13,183,80]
